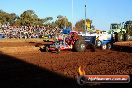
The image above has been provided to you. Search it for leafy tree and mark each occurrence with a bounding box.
[19,10,37,26]
[8,13,18,25]
[57,15,63,19]
[14,18,21,26]
[55,15,72,29]
[18,10,44,26]
[0,10,17,25]
[75,19,92,32]
[42,17,53,26]
[0,10,8,24]
[0,10,72,28]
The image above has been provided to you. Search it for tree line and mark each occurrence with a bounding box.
[0,9,91,31]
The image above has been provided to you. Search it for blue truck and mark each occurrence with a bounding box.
[63,28,114,51]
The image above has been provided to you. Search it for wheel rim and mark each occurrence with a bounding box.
[107,44,112,49]
[81,44,86,50]
[96,40,102,47]
[102,45,107,50]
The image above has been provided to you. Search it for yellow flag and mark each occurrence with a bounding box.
[86,21,91,28]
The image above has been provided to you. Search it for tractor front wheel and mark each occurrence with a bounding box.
[101,43,112,50]
[73,39,86,52]
[101,44,107,50]
[107,43,112,50]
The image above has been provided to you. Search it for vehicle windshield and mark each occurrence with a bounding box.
[111,24,120,29]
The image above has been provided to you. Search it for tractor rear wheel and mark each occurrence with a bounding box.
[73,39,86,52]
[118,33,123,42]
[107,43,112,50]
[124,33,130,41]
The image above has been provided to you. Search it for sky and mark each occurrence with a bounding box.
[0,0,132,30]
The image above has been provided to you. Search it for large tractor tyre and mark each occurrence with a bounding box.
[122,33,128,41]
[78,35,85,40]
[117,33,123,42]
[73,39,86,52]
[124,33,130,41]
[123,33,127,41]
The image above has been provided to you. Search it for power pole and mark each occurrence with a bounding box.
[85,0,87,33]
[72,0,74,31]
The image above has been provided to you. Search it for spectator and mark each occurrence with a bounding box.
[0,24,62,39]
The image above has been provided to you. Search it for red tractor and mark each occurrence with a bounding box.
[43,32,90,53]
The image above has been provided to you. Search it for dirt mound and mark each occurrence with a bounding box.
[113,41,132,53]
[114,41,132,47]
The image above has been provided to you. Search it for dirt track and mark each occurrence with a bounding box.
[0,40,132,88]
